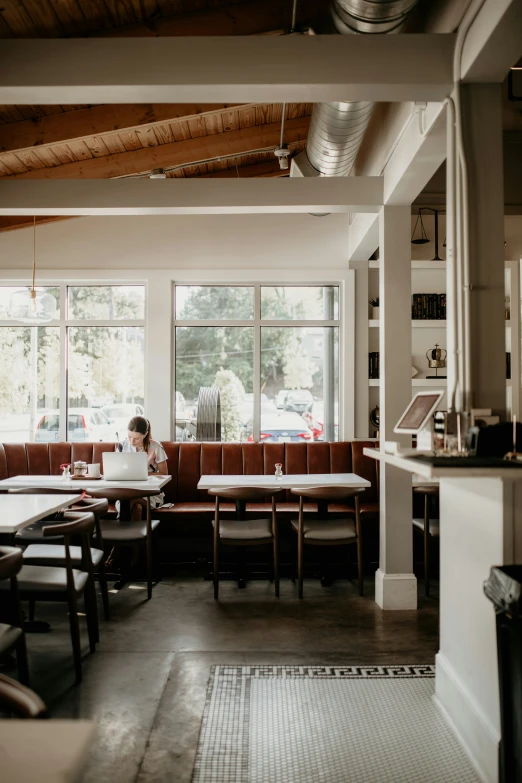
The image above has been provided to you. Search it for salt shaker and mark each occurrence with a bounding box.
[274,462,283,479]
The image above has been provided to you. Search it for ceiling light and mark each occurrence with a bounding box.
[8,218,57,323]
[274,148,291,170]
[149,169,167,179]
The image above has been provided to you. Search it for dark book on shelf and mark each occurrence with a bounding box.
[411,293,447,320]
[507,352,511,380]
[368,351,380,379]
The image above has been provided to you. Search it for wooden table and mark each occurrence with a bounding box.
[0,720,95,783]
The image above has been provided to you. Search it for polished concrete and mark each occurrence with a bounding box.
[21,573,439,783]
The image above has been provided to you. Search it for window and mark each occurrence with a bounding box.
[174,284,340,443]
[0,284,145,444]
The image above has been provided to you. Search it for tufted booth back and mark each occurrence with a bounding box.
[0,441,378,504]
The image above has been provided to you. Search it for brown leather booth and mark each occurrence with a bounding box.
[0,441,379,561]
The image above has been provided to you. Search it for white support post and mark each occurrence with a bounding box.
[146,278,172,442]
[375,206,417,610]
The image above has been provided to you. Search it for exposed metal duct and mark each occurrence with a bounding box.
[293,0,419,177]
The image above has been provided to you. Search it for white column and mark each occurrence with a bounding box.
[145,277,172,442]
[375,205,417,610]
[460,84,506,414]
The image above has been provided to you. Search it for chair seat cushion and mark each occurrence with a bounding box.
[212,518,273,541]
[0,565,88,594]
[23,544,104,567]
[101,518,160,541]
[413,518,440,536]
[0,622,22,655]
[291,518,357,541]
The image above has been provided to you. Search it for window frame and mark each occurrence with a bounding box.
[173,281,345,443]
[0,281,146,443]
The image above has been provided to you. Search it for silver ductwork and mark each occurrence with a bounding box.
[292,0,419,177]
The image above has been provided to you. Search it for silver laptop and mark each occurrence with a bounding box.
[103,452,148,481]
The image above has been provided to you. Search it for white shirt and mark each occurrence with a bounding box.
[119,438,168,474]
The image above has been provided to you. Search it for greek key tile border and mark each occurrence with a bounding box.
[191,664,434,782]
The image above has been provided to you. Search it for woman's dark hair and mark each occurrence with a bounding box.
[128,416,151,452]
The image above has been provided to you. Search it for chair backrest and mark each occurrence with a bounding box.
[290,486,365,501]
[0,674,48,719]
[0,546,23,581]
[88,487,159,503]
[207,486,285,502]
[43,511,96,577]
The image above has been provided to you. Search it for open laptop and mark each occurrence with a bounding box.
[102,452,148,481]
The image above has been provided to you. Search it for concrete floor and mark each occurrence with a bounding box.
[22,573,439,783]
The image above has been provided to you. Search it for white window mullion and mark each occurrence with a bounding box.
[59,284,67,443]
[254,283,261,443]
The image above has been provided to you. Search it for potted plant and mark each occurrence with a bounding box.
[369,297,380,319]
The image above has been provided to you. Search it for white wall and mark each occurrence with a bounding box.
[0,213,351,270]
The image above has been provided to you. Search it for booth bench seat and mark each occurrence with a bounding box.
[0,440,379,515]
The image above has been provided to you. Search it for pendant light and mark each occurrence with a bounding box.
[8,217,57,323]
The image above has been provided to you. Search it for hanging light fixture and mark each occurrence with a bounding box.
[8,217,57,323]
[411,209,429,245]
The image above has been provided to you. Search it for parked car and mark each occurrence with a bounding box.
[247,412,314,443]
[101,403,144,440]
[275,389,290,409]
[284,389,314,414]
[303,401,339,442]
[34,408,118,443]
[240,392,277,426]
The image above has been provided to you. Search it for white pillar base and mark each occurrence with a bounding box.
[375,569,417,610]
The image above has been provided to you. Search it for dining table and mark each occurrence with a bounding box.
[0,493,82,540]
[0,474,171,493]
[198,472,371,516]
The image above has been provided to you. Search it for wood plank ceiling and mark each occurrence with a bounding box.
[0,0,324,231]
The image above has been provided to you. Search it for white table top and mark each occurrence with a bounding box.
[198,473,371,490]
[0,494,81,533]
[0,474,171,492]
[0,720,95,783]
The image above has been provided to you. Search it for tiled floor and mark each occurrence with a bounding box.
[19,572,440,783]
[193,665,480,783]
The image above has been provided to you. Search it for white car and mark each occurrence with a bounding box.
[35,408,118,443]
[101,404,145,441]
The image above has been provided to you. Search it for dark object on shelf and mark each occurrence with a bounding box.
[507,352,512,380]
[411,208,446,261]
[368,352,380,379]
[412,293,446,320]
[369,405,379,438]
[368,297,379,307]
[484,565,522,783]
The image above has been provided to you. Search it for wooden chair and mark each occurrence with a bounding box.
[88,488,161,600]
[413,486,440,597]
[0,547,29,686]
[290,486,365,599]
[12,489,111,620]
[207,487,284,600]
[0,673,48,718]
[0,512,99,684]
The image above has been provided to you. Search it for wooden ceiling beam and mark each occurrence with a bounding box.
[0,103,249,156]
[0,116,310,181]
[96,0,323,38]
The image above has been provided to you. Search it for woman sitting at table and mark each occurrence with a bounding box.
[117,416,168,521]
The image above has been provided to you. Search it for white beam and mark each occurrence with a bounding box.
[384,102,447,205]
[461,0,522,83]
[0,35,455,105]
[0,177,384,216]
[348,213,379,261]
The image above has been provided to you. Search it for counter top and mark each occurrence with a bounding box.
[363,447,522,479]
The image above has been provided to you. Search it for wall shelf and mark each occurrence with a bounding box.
[369,260,447,270]
[369,320,447,328]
